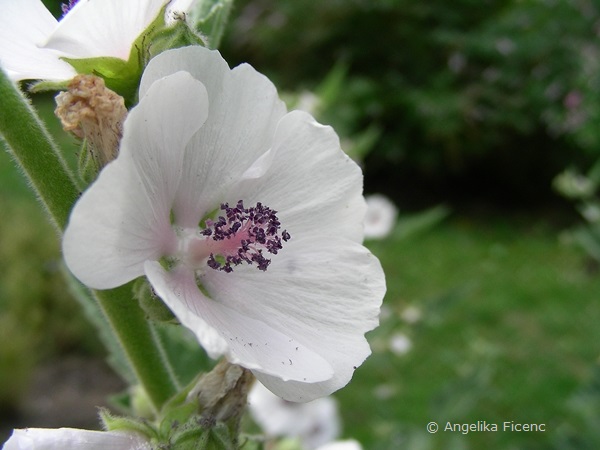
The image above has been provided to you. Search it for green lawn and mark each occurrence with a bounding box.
[337,213,600,449]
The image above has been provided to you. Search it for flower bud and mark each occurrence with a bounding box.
[55,74,127,171]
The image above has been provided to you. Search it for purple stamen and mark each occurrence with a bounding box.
[203,200,290,273]
[61,0,79,16]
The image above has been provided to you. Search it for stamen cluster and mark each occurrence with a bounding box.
[203,200,290,273]
[61,0,79,15]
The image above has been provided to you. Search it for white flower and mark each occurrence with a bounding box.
[248,382,340,449]
[2,427,151,450]
[400,305,422,324]
[294,91,320,115]
[63,46,385,402]
[0,0,170,82]
[317,440,363,450]
[363,194,398,239]
[388,332,412,356]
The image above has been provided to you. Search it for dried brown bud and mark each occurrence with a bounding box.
[187,359,255,424]
[55,74,127,168]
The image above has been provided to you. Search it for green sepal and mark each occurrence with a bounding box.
[77,139,100,186]
[172,422,237,450]
[61,55,140,104]
[191,0,234,49]
[203,424,237,450]
[145,17,206,61]
[158,401,198,439]
[28,79,70,94]
[157,372,204,435]
[160,368,205,413]
[99,408,158,440]
[133,278,177,323]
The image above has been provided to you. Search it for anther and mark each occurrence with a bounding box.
[202,201,290,273]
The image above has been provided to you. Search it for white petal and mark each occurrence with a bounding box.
[45,0,167,60]
[200,235,385,402]
[139,46,287,228]
[144,262,334,383]
[248,383,341,448]
[229,110,366,243]
[3,428,150,450]
[165,0,197,25]
[63,71,208,289]
[0,0,75,81]
[317,440,363,450]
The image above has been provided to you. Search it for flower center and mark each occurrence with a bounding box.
[189,200,290,273]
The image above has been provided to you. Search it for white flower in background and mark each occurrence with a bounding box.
[0,0,173,82]
[581,203,600,223]
[3,427,151,450]
[63,46,385,402]
[363,194,398,239]
[317,440,363,450]
[248,382,340,449]
[295,91,320,115]
[400,305,422,324]
[389,332,412,356]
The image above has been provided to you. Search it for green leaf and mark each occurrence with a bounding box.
[392,204,452,241]
[155,323,213,386]
[571,224,600,262]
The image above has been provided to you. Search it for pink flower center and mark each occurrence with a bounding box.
[188,200,290,273]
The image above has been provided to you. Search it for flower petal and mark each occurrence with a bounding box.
[139,46,287,228]
[45,0,167,60]
[248,382,341,448]
[3,428,150,450]
[0,0,75,81]
[144,261,334,383]
[317,440,363,450]
[63,71,208,289]
[229,110,367,243]
[200,234,385,402]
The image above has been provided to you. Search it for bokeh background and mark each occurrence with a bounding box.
[2,0,600,448]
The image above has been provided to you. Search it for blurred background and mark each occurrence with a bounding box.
[2,0,600,448]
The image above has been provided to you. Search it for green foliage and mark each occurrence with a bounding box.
[339,216,600,449]
[554,158,600,263]
[0,199,99,409]
[222,0,600,202]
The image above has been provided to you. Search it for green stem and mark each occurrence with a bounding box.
[0,69,79,231]
[0,69,178,411]
[95,284,178,411]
